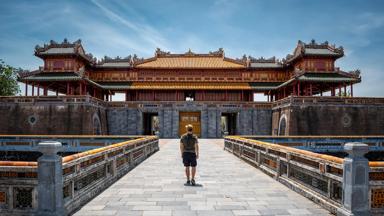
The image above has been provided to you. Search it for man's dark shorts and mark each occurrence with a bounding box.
[182,152,197,167]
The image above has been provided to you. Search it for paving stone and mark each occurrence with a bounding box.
[197,210,234,216]
[258,208,289,215]
[287,208,312,215]
[172,210,198,216]
[132,205,162,210]
[214,205,246,210]
[142,210,172,216]
[233,209,261,215]
[74,139,331,216]
[115,211,142,216]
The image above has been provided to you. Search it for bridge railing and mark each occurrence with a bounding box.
[0,136,159,215]
[224,136,384,215]
[0,95,274,109]
[272,96,384,108]
[0,135,146,153]
[0,95,107,107]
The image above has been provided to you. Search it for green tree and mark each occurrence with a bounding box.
[0,59,20,96]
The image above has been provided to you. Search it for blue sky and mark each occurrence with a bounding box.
[1,0,384,97]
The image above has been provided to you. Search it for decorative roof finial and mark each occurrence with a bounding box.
[185,48,194,55]
[155,48,170,56]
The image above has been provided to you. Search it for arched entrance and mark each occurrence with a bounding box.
[93,114,102,135]
[278,114,287,136]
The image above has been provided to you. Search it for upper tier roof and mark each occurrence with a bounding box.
[248,56,284,69]
[135,48,245,69]
[285,39,344,63]
[34,39,95,63]
[135,56,245,69]
[95,56,132,68]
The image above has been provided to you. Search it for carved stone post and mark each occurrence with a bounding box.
[37,141,66,216]
[338,142,369,216]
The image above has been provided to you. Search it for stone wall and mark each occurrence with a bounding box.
[107,102,272,138]
[0,97,108,135]
[107,108,141,135]
[5,96,384,138]
[272,97,384,135]
[0,96,309,138]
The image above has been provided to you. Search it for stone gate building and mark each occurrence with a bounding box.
[1,39,383,137]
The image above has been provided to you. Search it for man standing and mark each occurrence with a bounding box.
[180,124,199,186]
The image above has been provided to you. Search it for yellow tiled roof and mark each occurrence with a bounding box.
[131,82,251,90]
[135,57,245,68]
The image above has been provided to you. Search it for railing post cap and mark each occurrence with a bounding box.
[38,141,62,155]
[344,142,368,157]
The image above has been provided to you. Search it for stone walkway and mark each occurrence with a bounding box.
[74,139,331,216]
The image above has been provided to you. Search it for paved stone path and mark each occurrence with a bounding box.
[75,139,331,216]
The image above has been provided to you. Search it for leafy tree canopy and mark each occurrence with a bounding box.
[0,59,20,96]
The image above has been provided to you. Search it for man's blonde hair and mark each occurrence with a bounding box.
[185,124,193,132]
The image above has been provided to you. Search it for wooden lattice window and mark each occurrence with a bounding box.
[53,60,65,70]
[314,61,326,71]
[13,188,33,209]
[372,188,384,208]
[0,191,6,204]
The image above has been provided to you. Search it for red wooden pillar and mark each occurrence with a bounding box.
[25,81,28,96]
[79,82,83,95]
[135,90,138,101]
[331,86,335,96]
[94,89,97,98]
[297,82,301,96]
[350,84,353,97]
[37,84,40,96]
[84,83,87,95]
[109,93,112,101]
[203,90,205,101]
[32,82,35,96]
[43,85,48,96]
[310,83,313,96]
[56,88,59,96]
[338,84,342,96]
[344,85,347,96]
[66,82,70,95]
[293,84,296,96]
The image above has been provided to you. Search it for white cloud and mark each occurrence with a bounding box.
[90,0,169,50]
[353,12,384,35]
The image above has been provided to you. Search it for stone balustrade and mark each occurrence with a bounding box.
[224,136,384,215]
[0,135,145,153]
[0,136,159,215]
[272,96,384,108]
[242,135,384,153]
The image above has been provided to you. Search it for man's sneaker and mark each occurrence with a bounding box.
[191,179,196,186]
[186,180,191,185]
